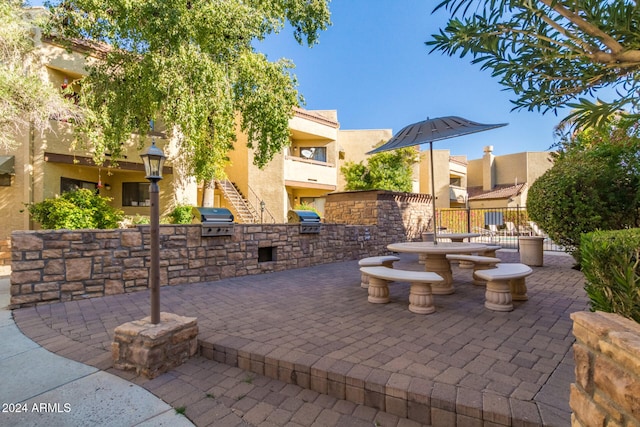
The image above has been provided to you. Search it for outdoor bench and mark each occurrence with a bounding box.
[359,266,443,314]
[445,254,502,285]
[474,263,532,312]
[358,255,400,288]
[481,245,501,257]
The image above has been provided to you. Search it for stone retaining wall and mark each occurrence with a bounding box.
[570,311,640,426]
[10,223,401,308]
[11,190,431,308]
[325,190,432,241]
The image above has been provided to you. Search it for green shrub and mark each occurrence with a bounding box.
[341,147,419,192]
[294,202,320,216]
[581,229,640,323]
[528,147,640,263]
[168,204,193,224]
[528,121,640,263]
[123,214,151,226]
[27,189,124,229]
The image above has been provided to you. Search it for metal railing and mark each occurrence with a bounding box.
[436,207,564,251]
[215,179,257,223]
[247,185,276,224]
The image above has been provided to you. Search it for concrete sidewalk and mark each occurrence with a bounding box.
[0,276,194,427]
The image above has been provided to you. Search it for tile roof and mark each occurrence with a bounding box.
[468,183,527,200]
[293,107,340,128]
[43,36,111,59]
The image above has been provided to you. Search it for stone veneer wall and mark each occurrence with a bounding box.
[324,190,433,241]
[10,223,394,308]
[570,311,640,426]
[10,190,429,308]
[0,238,10,276]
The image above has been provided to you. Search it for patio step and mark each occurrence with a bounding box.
[197,335,542,426]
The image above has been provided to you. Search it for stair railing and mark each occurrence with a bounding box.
[215,179,258,223]
[247,185,276,223]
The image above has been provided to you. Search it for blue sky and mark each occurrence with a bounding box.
[30,1,569,158]
[256,0,568,158]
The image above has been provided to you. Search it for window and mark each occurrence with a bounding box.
[122,182,150,206]
[450,177,462,187]
[299,147,327,162]
[60,177,97,193]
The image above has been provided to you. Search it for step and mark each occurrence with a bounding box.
[198,335,538,426]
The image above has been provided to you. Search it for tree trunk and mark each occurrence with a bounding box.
[202,179,215,207]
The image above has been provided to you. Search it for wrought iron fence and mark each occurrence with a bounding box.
[436,207,564,251]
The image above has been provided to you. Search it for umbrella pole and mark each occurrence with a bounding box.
[430,142,438,245]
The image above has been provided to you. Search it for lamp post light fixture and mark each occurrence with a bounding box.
[140,140,166,325]
[260,200,265,223]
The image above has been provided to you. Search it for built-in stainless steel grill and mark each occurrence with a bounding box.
[287,210,321,234]
[193,207,235,237]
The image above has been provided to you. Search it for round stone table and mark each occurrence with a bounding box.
[387,241,488,294]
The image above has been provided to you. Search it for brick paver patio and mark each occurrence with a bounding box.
[13,250,586,426]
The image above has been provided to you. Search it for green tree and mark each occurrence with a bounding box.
[527,118,640,262]
[27,188,124,229]
[0,1,79,150]
[42,0,330,182]
[428,0,640,128]
[341,147,419,192]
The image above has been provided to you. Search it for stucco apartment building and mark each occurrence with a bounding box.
[0,10,395,272]
[466,145,553,208]
[219,109,394,223]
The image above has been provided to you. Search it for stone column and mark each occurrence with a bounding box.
[112,312,198,379]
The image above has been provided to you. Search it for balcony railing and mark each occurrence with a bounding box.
[449,185,467,203]
[284,156,337,187]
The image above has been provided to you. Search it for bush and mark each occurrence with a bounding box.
[581,229,640,323]
[527,142,640,263]
[27,189,124,229]
[341,147,419,192]
[168,204,193,224]
[122,214,150,226]
[294,202,320,216]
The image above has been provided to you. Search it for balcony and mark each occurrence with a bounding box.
[450,185,467,203]
[284,156,337,190]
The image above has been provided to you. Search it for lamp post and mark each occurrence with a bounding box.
[260,200,265,223]
[140,140,166,325]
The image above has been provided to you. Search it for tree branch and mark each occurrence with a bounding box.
[538,0,624,54]
[533,2,640,67]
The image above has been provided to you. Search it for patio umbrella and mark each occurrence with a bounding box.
[367,116,507,244]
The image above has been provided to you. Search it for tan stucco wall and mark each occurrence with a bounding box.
[468,151,552,188]
[249,153,287,222]
[466,158,483,188]
[524,152,553,183]
[336,129,393,191]
[418,149,451,209]
[0,132,31,241]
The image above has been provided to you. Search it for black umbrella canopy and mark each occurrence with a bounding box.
[366,116,507,243]
[367,116,507,154]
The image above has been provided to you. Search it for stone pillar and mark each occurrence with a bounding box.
[571,311,640,426]
[112,312,198,379]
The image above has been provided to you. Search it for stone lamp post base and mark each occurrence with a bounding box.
[112,312,198,379]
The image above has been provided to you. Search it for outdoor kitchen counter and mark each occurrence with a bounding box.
[387,241,488,294]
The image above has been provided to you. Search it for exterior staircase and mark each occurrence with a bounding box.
[215,179,259,223]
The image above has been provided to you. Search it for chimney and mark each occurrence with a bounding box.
[483,145,495,191]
